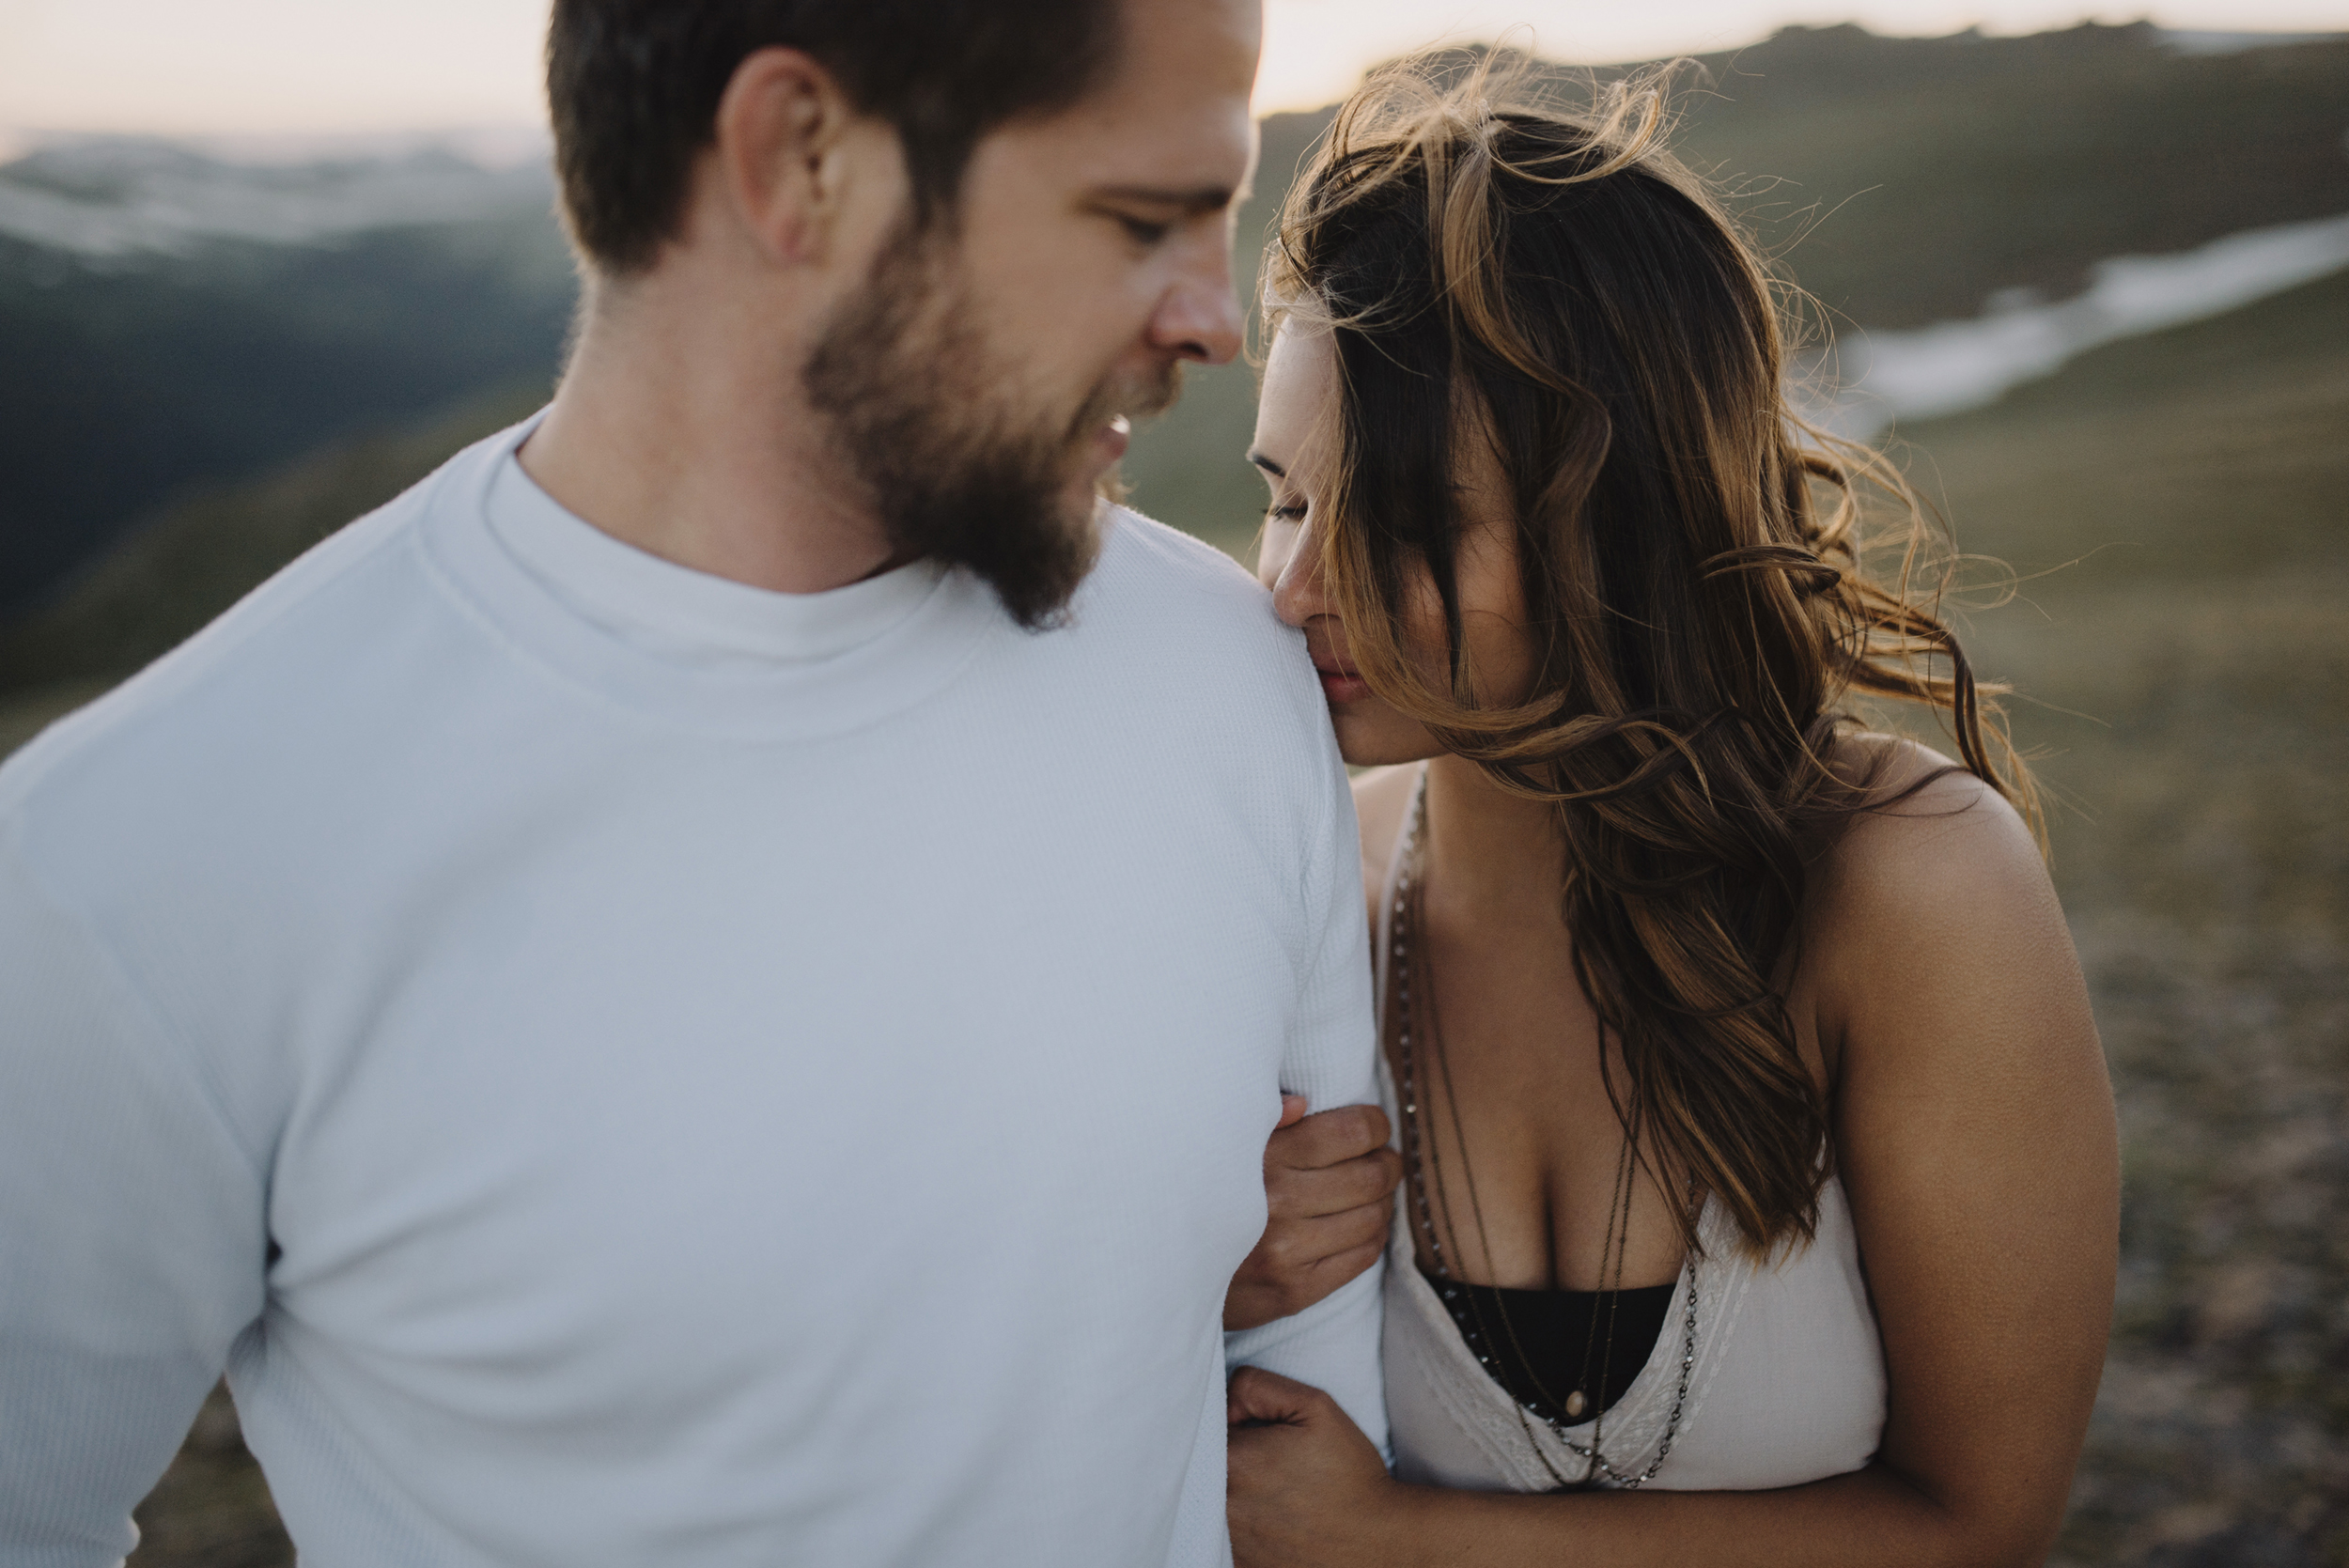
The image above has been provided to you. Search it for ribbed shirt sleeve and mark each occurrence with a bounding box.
[0,834,269,1566]
[1221,734,1389,1461]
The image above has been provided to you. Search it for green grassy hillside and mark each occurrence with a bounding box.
[0,379,549,699]
[1884,271,2349,1563]
[1666,23,2349,329]
[1904,264,2349,587]
[0,214,575,617]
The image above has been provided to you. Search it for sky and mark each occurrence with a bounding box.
[0,0,2342,152]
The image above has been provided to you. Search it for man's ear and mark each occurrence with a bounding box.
[712,47,872,267]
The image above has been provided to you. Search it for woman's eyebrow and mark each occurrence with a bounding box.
[1246,450,1286,478]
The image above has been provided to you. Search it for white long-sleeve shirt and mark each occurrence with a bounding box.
[0,418,1384,1567]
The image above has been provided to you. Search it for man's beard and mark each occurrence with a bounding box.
[803,224,1180,630]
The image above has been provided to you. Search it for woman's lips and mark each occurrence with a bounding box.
[1314,659,1371,704]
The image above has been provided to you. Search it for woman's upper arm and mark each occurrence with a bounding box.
[1815,768,2118,1557]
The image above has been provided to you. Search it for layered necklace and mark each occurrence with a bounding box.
[1389,771,1700,1491]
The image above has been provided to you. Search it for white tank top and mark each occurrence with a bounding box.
[1373,768,1888,1491]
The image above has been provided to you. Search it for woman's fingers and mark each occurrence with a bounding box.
[1268,1238,1384,1322]
[1267,1143,1402,1221]
[1225,1204,1389,1328]
[1227,1366,1327,1426]
[1227,1370,1396,1568]
[1268,1103,1391,1175]
[1261,1200,1390,1270]
[1307,1236,1385,1291]
[1228,1101,1401,1330]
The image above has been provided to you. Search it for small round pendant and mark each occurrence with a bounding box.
[1564,1389,1588,1419]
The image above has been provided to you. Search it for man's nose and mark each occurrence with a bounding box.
[1145,242,1246,366]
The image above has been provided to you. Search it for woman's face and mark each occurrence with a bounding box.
[1252,324,1539,767]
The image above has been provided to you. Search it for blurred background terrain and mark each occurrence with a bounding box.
[1,18,2343,1565]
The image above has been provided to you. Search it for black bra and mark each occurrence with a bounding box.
[1421,1265,1676,1424]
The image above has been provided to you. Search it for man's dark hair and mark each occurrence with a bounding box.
[548,0,1123,274]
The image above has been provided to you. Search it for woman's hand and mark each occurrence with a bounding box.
[1227,1367,1412,1567]
[1224,1097,1401,1330]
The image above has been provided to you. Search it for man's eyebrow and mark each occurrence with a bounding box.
[1247,450,1286,478]
[1089,183,1239,216]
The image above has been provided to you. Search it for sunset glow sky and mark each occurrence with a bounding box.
[0,0,2341,152]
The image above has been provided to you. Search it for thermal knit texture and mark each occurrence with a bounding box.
[0,416,1384,1568]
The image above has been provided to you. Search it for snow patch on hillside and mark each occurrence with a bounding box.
[2159,29,2348,54]
[1806,211,2349,439]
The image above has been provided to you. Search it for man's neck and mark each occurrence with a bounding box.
[519,272,899,597]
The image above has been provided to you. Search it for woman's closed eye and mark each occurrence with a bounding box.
[1111,212,1174,247]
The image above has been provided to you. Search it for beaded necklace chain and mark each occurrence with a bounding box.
[1389,770,1700,1490]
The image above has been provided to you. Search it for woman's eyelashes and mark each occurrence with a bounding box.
[1111,212,1173,247]
[1268,501,1308,521]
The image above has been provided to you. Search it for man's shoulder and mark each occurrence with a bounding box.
[1090,505,1263,608]
[1057,505,1342,809]
[1075,505,1330,715]
[1081,505,1298,660]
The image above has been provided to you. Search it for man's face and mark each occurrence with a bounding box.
[803,0,1261,628]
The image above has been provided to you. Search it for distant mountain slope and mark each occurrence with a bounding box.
[1240,23,2349,330]
[1904,257,2349,589]
[1121,23,2349,546]
[0,138,556,256]
[6,22,2343,642]
[1667,22,2349,328]
[0,143,574,619]
[0,381,548,696]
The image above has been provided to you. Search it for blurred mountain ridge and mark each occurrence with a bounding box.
[1119,20,2349,562]
[3,19,2345,667]
[0,136,557,258]
[0,147,577,621]
[1239,19,2349,328]
[0,380,551,701]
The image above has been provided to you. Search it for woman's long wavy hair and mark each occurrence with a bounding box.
[1269,55,2037,1257]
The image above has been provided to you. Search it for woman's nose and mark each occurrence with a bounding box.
[1268,517,1330,630]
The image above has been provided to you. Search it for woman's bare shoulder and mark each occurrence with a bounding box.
[1806,733,2064,1042]
[1350,763,1421,922]
[1815,734,2033,887]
